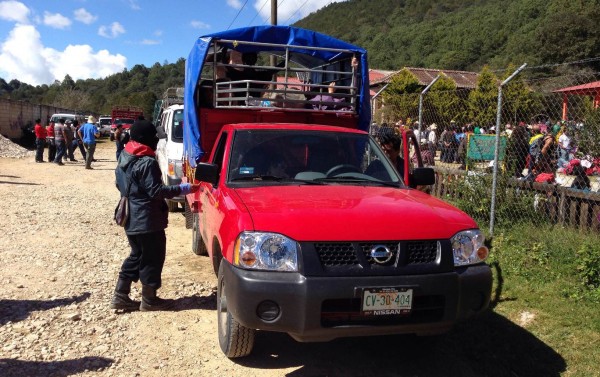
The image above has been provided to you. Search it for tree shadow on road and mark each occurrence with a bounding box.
[237,311,566,377]
[0,292,91,326]
[0,356,113,376]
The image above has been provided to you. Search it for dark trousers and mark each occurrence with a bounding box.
[47,139,56,162]
[116,141,124,161]
[119,231,167,289]
[74,140,86,160]
[66,140,75,160]
[35,138,45,161]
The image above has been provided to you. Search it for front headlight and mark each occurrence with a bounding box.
[451,229,489,266]
[234,232,299,272]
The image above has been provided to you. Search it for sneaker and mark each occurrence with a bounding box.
[55,161,65,166]
[85,166,93,170]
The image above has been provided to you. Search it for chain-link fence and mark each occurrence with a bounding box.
[373,61,600,236]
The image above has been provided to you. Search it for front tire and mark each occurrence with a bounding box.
[192,212,208,256]
[184,200,193,229]
[217,262,255,358]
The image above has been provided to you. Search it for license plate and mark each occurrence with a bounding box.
[361,287,413,315]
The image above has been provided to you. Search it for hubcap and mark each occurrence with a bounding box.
[218,279,228,336]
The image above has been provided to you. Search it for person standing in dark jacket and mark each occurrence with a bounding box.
[111,119,199,311]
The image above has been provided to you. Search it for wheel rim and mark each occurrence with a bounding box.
[218,277,228,338]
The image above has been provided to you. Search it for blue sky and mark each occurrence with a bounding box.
[0,0,347,86]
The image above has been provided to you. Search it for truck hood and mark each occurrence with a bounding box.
[232,185,477,241]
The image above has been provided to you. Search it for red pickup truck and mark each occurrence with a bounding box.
[110,105,143,133]
[183,26,492,358]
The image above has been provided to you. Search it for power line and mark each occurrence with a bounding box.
[284,0,310,24]
[248,0,270,26]
[227,0,251,30]
[284,0,337,25]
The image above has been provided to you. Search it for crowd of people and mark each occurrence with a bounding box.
[34,115,101,169]
[372,118,598,192]
[36,114,201,311]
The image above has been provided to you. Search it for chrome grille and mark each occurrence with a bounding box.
[314,243,358,266]
[406,241,439,264]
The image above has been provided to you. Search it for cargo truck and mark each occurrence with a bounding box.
[182,25,492,358]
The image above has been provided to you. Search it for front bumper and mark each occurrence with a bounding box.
[222,261,492,342]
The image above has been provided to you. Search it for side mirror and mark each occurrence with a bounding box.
[195,163,219,186]
[410,167,435,186]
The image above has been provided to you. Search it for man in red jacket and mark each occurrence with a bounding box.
[34,119,47,163]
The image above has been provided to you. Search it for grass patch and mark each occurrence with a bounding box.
[486,223,600,376]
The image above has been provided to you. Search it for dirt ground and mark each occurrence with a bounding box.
[1,140,457,377]
[1,139,573,377]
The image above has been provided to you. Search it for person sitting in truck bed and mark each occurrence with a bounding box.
[224,51,284,99]
[309,82,345,111]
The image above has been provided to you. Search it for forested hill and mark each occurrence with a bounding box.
[294,0,600,72]
[2,0,599,116]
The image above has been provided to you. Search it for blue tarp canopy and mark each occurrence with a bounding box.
[184,25,370,165]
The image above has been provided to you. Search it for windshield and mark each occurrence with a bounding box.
[99,118,111,126]
[171,109,184,142]
[227,129,403,187]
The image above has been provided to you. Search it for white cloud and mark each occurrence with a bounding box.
[126,0,141,10]
[0,0,30,24]
[227,0,242,9]
[74,8,97,25]
[98,22,125,38]
[141,39,160,45]
[0,24,126,86]
[254,0,349,24]
[43,11,71,29]
[191,20,210,29]
[153,29,163,37]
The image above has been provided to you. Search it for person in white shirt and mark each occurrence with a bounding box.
[557,129,572,168]
[428,123,438,158]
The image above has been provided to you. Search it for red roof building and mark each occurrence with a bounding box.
[553,80,600,120]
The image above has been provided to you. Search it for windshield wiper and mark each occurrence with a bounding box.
[314,176,400,187]
[230,175,325,185]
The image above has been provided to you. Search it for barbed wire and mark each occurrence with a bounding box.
[493,56,600,74]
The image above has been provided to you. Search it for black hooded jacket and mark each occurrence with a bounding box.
[115,142,181,234]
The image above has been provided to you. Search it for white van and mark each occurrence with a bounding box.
[50,113,85,125]
[156,104,184,211]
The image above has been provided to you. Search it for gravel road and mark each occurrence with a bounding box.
[1,137,537,377]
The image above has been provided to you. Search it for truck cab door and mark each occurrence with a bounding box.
[196,132,228,244]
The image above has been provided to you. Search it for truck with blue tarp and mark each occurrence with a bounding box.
[182,25,492,358]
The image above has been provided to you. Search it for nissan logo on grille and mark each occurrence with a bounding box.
[370,245,394,264]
